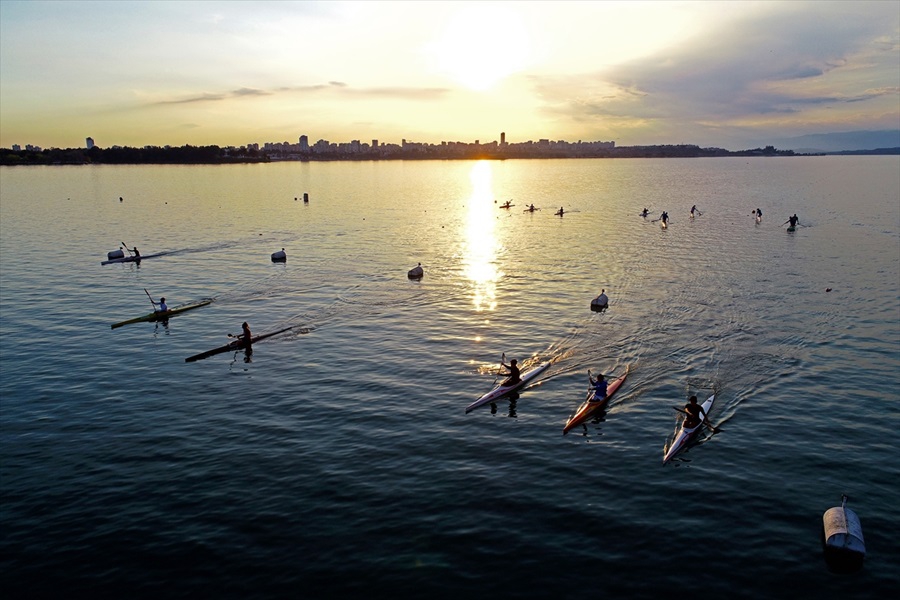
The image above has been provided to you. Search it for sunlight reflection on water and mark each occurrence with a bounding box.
[464,161,500,312]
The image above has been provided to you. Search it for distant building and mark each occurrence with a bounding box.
[12,144,21,151]
[299,135,309,152]
[86,137,94,149]
[501,132,506,146]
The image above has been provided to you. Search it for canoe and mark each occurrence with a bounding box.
[563,366,630,434]
[101,252,165,265]
[465,361,551,413]
[184,326,294,362]
[111,299,212,329]
[663,394,715,464]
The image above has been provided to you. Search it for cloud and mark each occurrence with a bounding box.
[530,2,900,143]
[150,81,450,107]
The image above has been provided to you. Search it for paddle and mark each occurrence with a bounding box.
[672,406,720,432]
[143,288,156,309]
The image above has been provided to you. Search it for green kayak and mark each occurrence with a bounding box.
[111,299,212,329]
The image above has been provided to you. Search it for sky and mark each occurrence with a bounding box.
[1,0,898,150]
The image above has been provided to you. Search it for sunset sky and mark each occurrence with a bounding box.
[1,1,898,150]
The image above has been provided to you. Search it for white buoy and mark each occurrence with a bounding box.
[590,289,609,312]
[271,248,287,262]
[822,494,865,573]
[107,249,125,260]
[407,262,424,279]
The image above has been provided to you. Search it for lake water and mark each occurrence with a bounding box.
[1,157,898,598]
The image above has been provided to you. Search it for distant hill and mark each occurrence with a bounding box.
[767,130,900,153]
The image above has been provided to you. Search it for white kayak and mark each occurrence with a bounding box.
[465,361,551,413]
[663,394,715,464]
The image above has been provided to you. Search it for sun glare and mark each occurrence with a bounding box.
[464,161,500,311]
[432,5,531,91]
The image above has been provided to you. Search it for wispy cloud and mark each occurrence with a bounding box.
[150,82,450,107]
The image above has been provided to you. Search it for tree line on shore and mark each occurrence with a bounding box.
[0,143,819,165]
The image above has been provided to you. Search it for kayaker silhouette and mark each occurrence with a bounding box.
[500,358,521,386]
[683,395,707,428]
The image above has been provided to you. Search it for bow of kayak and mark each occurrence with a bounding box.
[465,361,550,413]
[663,394,715,464]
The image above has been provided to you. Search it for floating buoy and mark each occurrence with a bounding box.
[822,494,865,573]
[107,249,125,260]
[590,289,609,312]
[407,263,424,279]
[271,248,287,262]
[826,288,832,292]
[303,193,309,203]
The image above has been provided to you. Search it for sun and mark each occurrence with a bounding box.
[431,5,531,91]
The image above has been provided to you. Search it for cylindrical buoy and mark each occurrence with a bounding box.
[303,193,309,203]
[271,248,287,262]
[107,249,125,260]
[822,494,865,573]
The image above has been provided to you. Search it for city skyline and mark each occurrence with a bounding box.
[1,1,898,151]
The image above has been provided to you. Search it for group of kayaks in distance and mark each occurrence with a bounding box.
[639,206,801,232]
[466,356,717,463]
[497,200,567,216]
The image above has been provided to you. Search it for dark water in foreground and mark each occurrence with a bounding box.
[1,157,898,598]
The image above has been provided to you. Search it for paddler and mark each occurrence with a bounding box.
[239,322,252,348]
[132,246,141,259]
[150,296,168,313]
[640,208,649,217]
[785,214,800,228]
[590,372,608,400]
[683,395,708,429]
[659,211,669,225]
[500,358,521,386]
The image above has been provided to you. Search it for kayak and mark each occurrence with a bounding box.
[465,361,551,413]
[563,366,630,434]
[111,299,212,329]
[661,220,668,229]
[101,252,165,265]
[499,203,514,209]
[756,214,762,224]
[663,394,715,464]
[787,226,795,232]
[184,326,294,362]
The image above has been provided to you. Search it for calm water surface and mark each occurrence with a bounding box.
[1,157,899,598]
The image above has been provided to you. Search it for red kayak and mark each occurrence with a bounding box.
[563,366,629,434]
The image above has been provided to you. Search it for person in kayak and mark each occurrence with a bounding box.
[557,207,564,216]
[500,358,521,387]
[640,208,649,217]
[659,211,669,224]
[132,246,141,259]
[690,205,701,217]
[683,395,708,429]
[590,372,608,400]
[785,214,800,228]
[528,203,536,212]
[151,296,168,313]
[754,208,763,219]
[239,322,252,348]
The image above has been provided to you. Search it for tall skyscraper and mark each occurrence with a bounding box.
[86,137,95,149]
[500,132,506,146]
